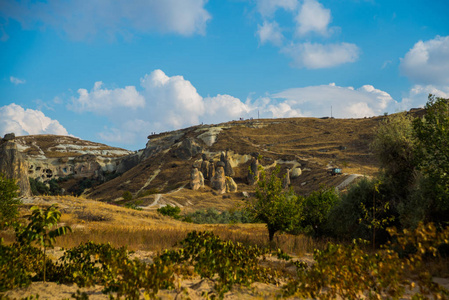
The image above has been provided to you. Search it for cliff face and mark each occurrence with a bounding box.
[15,135,133,183]
[0,136,31,196]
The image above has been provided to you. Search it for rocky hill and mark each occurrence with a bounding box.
[2,111,424,208]
[86,115,388,207]
[15,135,132,181]
[0,134,132,196]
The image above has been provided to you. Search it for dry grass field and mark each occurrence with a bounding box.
[2,195,323,255]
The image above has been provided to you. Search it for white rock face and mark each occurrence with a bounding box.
[196,127,223,147]
[291,167,302,178]
[14,135,133,182]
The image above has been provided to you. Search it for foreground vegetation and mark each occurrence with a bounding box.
[1,95,449,299]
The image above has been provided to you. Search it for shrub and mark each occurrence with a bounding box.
[300,187,339,237]
[326,177,395,244]
[184,208,254,224]
[157,205,181,219]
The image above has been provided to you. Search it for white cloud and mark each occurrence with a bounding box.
[10,76,25,85]
[295,0,332,36]
[271,83,397,118]
[256,0,298,17]
[140,69,205,129]
[69,70,399,146]
[282,42,360,69]
[257,21,284,46]
[0,103,68,136]
[399,85,449,110]
[69,81,145,113]
[400,35,449,85]
[253,0,359,68]
[0,0,211,41]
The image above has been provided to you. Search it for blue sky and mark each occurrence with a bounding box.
[1,0,448,150]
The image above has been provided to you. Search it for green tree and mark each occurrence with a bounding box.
[302,187,339,237]
[413,95,449,224]
[16,204,71,282]
[0,173,21,229]
[247,166,304,242]
[371,112,416,204]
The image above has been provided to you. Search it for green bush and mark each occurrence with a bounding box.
[160,231,278,297]
[326,177,395,244]
[157,205,181,219]
[184,208,254,224]
[300,187,340,237]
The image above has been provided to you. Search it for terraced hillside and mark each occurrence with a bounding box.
[86,115,390,208]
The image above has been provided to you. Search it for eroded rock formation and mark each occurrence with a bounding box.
[225,176,238,193]
[190,166,204,190]
[247,156,260,185]
[211,162,226,194]
[0,134,31,196]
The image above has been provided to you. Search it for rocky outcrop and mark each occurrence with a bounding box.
[200,154,210,179]
[291,167,302,178]
[221,151,235,177]
[174,138,202,160]
[0,135,31,196]
[190,166,204,190]
[14,135,132,183]
[208,159,215,180]
[247,156,260,185]
[225,176,238,193]
[211,162,226,194]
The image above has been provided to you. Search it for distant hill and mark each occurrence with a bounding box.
[87,115,388,209]
[5,110,425,212]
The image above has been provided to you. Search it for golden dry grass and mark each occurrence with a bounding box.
[3,195,325,256]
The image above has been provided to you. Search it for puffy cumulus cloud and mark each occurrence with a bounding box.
[69,70,400,147]
[0,0,211,41]
[271,83,397,118]
[295,0,331,36]
[282,42,360,69]
[256,0,298,17]
[399,85,449,110]
[267,102,302,118]
[69,81,145,113]
[69,70,253,145]
[10,76,25,85]
[257,21,284,46]
[253,0,359,69]
[0,103,68,136]
[400,36,449,85]
[202,94,252,123]
[140,69,205,129]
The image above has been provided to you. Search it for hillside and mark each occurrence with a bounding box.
[86,115,388,208]
[6,112,427,211]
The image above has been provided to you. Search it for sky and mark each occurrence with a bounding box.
[1,0,448,151]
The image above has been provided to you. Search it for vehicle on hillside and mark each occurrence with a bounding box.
[328,168,342,176]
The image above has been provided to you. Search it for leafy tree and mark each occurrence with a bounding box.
[413,95,449,224]
[327,177,393,244]
[247,166,304,242]
[0,173,21,229]
[301,187,339,237]
[16,204,71,282]
[371,112,416,204]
